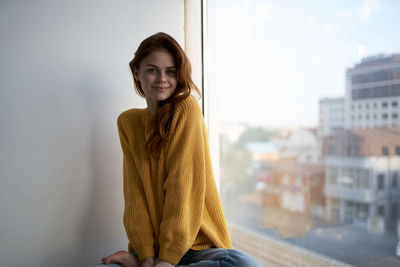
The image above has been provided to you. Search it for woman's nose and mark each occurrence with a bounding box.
[158,71,167,82]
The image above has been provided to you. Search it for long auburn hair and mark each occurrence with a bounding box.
[129,32,200,157]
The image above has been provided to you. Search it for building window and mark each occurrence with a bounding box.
[382,146,389,155]
[393,101,398,107]
[366,114,370,120]
[373,102,377,108]
[382,102,388,108]
[392,203,398,221]
[382,113,388,119]
[393,173,398,188]
[366,103,370,109]
[378,174,385,190]
[393,113,398,119]
[396,146,400,155]
[377,206,385,217]
[373,114,377,119]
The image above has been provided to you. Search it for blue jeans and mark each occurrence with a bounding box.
[94,248,259,267]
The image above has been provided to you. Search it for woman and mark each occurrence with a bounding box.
[99,32,259,267]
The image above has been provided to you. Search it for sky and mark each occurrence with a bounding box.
[209,0,400,128]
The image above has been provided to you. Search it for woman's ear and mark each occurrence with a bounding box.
[133,66,140,81]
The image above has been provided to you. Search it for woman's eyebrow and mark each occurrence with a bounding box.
[145,64,159,68]
[145,64,176,68]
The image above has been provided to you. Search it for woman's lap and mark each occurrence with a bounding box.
[94,248,259,267]
[177,248,259,267]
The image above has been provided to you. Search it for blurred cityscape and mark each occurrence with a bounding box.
[219,53,400,266]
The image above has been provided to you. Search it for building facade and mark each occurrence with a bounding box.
[323,128,400,233]
[345,53,400,129]
[319,97,345,137]
[319,53,400,135]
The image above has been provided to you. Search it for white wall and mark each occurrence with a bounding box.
[0,1,184,266]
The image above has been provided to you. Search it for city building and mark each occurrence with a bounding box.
[319,97,345,137]
[345,53,400,129]
[261,161,325,237]
[319,53,400,135]
[322,127,400,233]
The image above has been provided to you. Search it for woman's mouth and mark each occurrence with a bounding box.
[154,86,168,91]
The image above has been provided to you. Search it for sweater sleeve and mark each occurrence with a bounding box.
[158,98,207,265]
[117,114,155,261]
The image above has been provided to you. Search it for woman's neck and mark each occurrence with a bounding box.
[146,98,159,115]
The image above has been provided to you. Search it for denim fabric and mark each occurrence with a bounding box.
[177,248,259,267]
[93,248,259,267]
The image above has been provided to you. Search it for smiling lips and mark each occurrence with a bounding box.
[154,86,168,91]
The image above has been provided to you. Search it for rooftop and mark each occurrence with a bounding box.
[352,53,400,69]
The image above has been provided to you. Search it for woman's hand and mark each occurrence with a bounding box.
[140,257,155,267]
[153,260,174,267]
[101,250,140,267]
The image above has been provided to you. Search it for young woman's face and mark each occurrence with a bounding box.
[134,49,178,110]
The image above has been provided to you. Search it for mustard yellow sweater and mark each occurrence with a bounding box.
[117,96,232,265]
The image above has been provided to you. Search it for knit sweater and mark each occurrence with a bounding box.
[117,96,232,265]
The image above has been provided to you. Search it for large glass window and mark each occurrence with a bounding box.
[205,0,400,265]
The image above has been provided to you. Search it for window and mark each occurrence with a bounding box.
[382,102,388,108]
[382,146,389,155]
[393,173,399,188]
[392,204,398,221]
[206,1,400,265]
[392,101,398,107]
[377,206,385,217]
[378,174,385,190]
[382,113,388,119]
[396,146,400,155]
[393,113,398,119]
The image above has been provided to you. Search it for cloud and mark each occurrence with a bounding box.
[359,0,379,21]
[338,8,353,19]
[358,44,368,58]
[220,0,276,38]
[307,16,333,34]
[256,4,273,21]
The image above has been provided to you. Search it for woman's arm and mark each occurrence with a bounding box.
[118,114,155,261]
[158,98,208,265]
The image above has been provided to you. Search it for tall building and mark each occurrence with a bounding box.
[319,53,400,136]
[345,53,400,129]
[319,97,345,137]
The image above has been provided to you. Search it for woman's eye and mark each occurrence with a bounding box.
[147,68,157,73]
[167,69,177,74]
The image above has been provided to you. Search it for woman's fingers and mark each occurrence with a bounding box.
[101,250,127,264]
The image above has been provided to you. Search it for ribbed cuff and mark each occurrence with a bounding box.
[158,246,184,265]
[135,244,155,261]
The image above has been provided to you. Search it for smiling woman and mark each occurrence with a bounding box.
[97,32,259,267]
[132,50,178,114]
